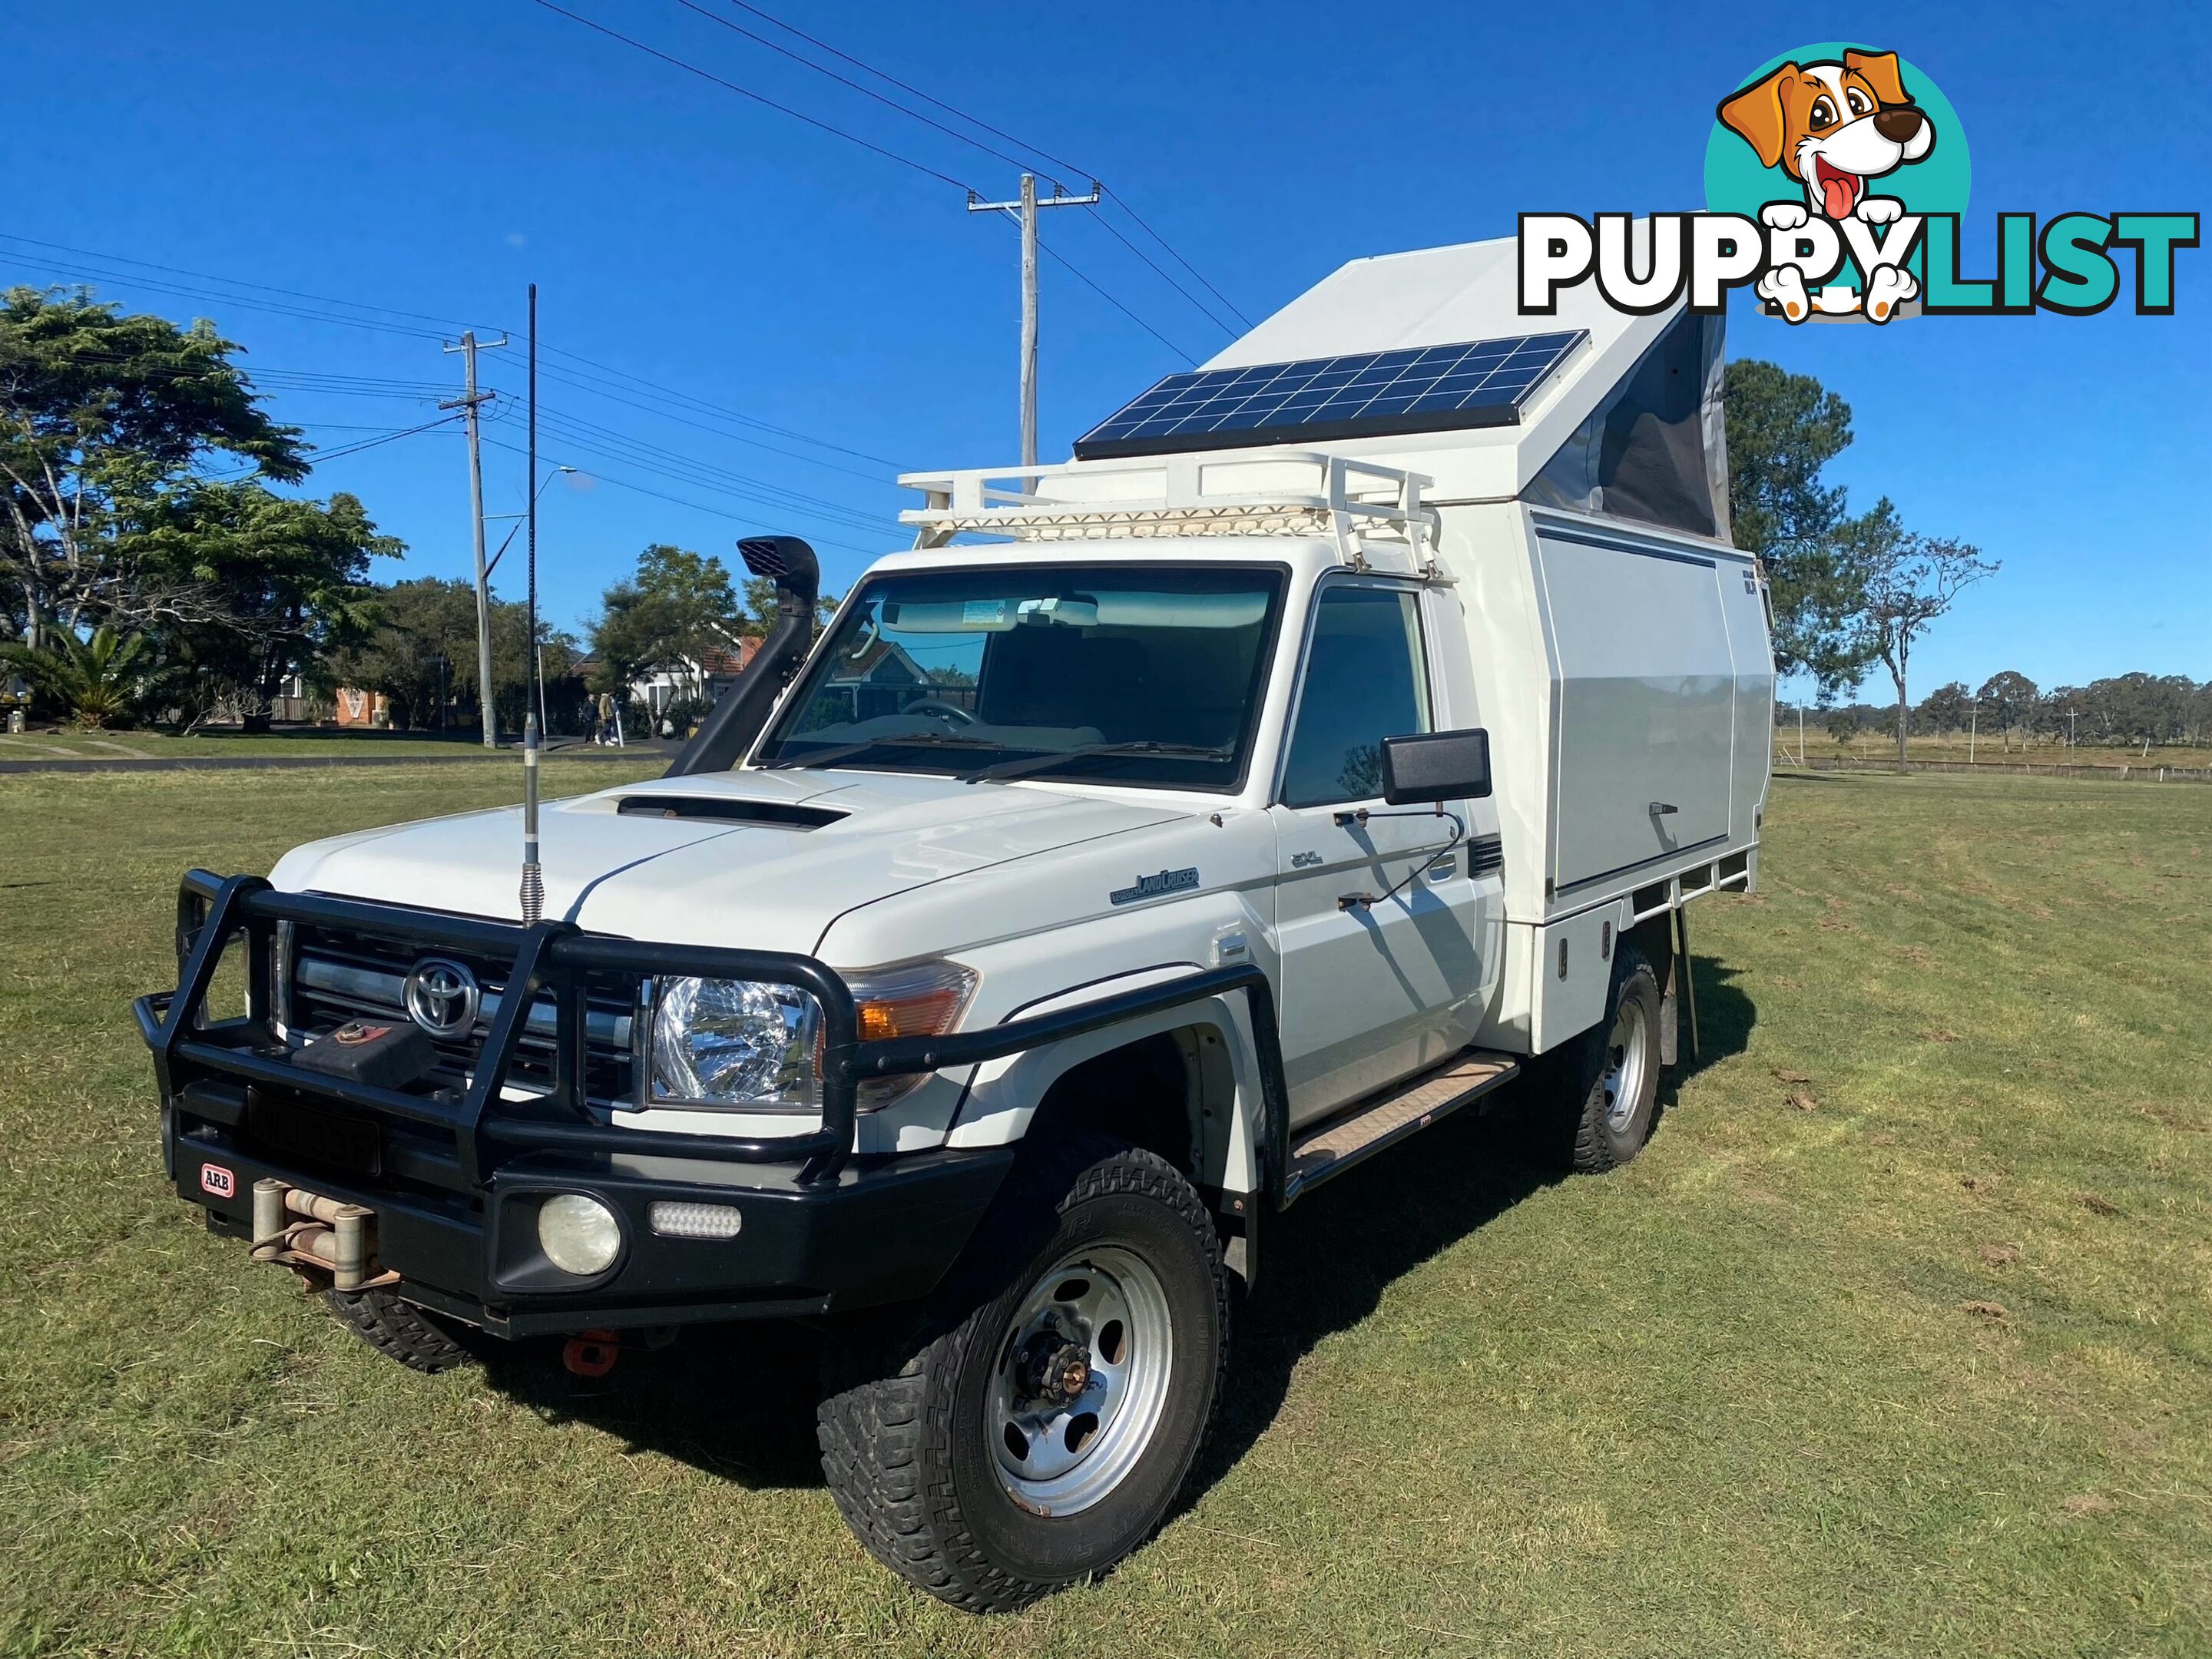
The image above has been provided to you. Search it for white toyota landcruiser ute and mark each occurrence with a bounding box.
[140,236,1772,1609]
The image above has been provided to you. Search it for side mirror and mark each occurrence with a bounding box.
[1382,727,1492,804]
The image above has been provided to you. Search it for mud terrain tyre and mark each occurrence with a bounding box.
[1530,940,1664,1173]
[816,1134,1230,1611]
[323,1287,475,1373]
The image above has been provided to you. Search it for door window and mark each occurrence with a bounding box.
[1280,586,1431,808]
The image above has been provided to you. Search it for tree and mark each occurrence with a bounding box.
[0,623,149,727]
[0,287,305,647]
[1847,504,1998,772]
[329,577,587,735]
[590,545,747,699]
[743,572,836,637]
[127,481,400,721]
[1975,670,2038,751]
[1723,359,1879,697]
[326,577,478,730]
[1914,680,1973,735]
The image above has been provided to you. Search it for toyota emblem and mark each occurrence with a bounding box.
[402,958,481,1040]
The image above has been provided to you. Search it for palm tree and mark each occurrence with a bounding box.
[0,625,151,728]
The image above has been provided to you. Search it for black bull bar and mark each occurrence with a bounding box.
[138,871,1292,1197]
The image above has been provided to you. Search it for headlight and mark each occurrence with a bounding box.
[537,1193,621,1277]
[849,959,979,1109]
[647,976,822,1110]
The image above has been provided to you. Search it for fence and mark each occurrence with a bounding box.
[1781,754,2212,784]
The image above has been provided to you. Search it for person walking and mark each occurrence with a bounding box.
[595,690,615,747]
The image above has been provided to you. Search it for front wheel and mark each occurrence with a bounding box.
[816,1136,1230,1611]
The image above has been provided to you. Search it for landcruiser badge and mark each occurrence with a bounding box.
[402,958,481,1040]
[1110,867,1199,906]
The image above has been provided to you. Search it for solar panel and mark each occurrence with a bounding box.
[1073,330,1587,461]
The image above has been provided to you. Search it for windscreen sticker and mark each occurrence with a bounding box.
[962,598,1008,625]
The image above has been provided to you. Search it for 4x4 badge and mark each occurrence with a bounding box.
[1110,867,1199,906]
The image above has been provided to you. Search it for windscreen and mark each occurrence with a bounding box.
[753,565,1285,790]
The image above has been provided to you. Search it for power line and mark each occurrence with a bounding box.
[716,0,1094,183]
[526,354,904,476]
[674,0,1052,186]
[0,235,909,472]
[1087,214,1240,336]
[1104,190,1255,329]
[1034,230,1195,363]
[0,232,485,335]
[479,431,878,555]
[309,413,466,462]
[512,401,893,534]
[0,250,454,342]
[705,0,1250,329]
[191,415,463,481]
[514,419,889,538]
[523,2,1205,366]
[522,0,977,193]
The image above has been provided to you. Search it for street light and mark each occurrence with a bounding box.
[484,466,578,578]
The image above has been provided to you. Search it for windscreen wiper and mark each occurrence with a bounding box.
[759,732,1002,771]
[962,740,1233,785]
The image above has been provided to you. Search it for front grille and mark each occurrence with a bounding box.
[283,924,638,1106]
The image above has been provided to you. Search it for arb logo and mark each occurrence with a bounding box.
[199,1163,236,1199]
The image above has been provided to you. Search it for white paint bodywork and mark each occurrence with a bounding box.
[264,233,1770,1193]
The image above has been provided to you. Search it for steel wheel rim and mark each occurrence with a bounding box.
[1601,996,1650,1134]
[988,1243,1174,1515]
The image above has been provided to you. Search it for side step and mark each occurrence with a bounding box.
[1283,1049,1520,1204]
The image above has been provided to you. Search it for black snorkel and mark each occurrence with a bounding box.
[664,535,820,778]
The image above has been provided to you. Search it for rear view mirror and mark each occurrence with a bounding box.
[1382,728,1492,804]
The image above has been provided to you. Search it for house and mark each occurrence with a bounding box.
[333,686,389,728]
[577,639,765,730]
[813,634,939,724]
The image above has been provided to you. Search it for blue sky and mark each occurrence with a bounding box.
[8,0,2206,700]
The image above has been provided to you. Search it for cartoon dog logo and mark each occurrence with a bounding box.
[1717,49,1936,320]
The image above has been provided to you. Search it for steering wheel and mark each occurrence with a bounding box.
[903,697,977,727]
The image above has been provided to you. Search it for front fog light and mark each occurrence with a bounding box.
[537,1193,621,1276]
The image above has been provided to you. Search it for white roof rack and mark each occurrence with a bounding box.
[899,451,1441,571]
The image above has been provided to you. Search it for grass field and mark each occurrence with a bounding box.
[0,728,663,763]
[2,763,2207,1657]
[1773,730,2212,771]
[0,727,503,761]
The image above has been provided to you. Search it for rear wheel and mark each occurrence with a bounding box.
[1531,942,1664,1171]
[816,1135,1229,1611]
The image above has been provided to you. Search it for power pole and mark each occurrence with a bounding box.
[968,174,1101,468]
[1969,699,1977,765]
[442,329,508,747]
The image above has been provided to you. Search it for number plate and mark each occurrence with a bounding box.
[245,1091,382,1177]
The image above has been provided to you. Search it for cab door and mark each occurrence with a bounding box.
[1267,581,1485,1128]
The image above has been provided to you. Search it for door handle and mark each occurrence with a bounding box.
[1648,801,1678,816]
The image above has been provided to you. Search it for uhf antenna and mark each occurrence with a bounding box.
[519,282,544,926]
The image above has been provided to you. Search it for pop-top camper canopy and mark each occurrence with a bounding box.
[1072,231,1729,543]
